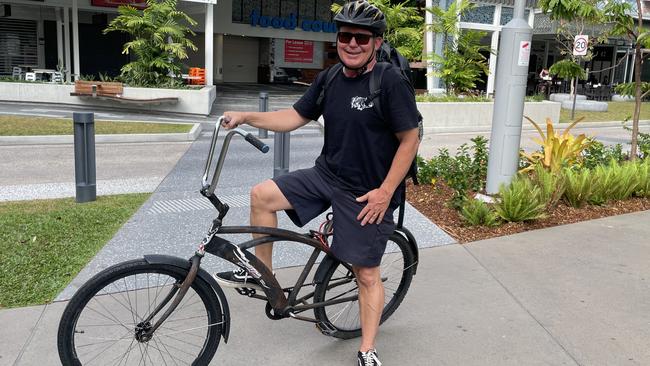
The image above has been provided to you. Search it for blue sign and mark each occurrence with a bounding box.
[249,9,337,33]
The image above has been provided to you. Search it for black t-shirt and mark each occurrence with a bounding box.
[293,64,420,206]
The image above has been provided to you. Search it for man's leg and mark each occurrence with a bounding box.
[354,265,384,352]
[249,179,293,270]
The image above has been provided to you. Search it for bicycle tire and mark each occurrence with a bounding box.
[313,233,416,339]
[57,259,223,365]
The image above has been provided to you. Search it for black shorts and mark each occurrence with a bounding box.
[273,167,396,267]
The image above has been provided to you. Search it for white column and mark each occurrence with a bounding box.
[56,8,64,70]
[72,0,80,80]
[610,46,617,85]
[63,6,71,83]
[205,3,214,86]
[486,30,499,96]
[216,34,224,82]
[528,7,535,28]
[623,46,630,83]
[629,50,636,83]
[486,4,502,96]
[425,0,434,93]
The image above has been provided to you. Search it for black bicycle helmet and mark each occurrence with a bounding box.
[334,1,387,36]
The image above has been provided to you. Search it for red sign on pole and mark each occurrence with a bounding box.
[284,39,314,63]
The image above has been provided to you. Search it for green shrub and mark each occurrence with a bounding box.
[460,198,500,227]
[415,94,492,102]
[610,161,639,201]
[531,164,565,207]
[635,159,650,197]
[582,139,626,169]
[562,168,592,208]
[416,136,489,209]
[589,164,618,205]
[622,122,650,160]
[495,176,546,222]
[589,161,640,203]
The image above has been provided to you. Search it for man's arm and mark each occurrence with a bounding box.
[221,108,311,132]
[356,127,420,226]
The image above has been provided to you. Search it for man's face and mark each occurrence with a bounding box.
[336,25,382,69]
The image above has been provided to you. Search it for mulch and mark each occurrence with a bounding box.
[406,181,650,243]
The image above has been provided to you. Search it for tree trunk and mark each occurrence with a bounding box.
[631,0,644,160]
[631,44,642,160]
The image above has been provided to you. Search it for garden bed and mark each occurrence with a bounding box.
[407,180,650,243]
[0,81,216,116]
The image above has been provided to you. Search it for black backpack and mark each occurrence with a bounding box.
[316,41,423,227]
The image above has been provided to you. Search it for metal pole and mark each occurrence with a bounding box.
[485,0,533,194]
[571,76,578,120]
[273,131,290,178]
[259,92,268,139]
[425,0,434,94]
[73,112,96,203]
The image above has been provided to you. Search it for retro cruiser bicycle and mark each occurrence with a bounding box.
[57,117,419,365]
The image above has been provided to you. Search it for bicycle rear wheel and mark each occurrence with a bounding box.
[313,233,416,339]
[57,259,223,365]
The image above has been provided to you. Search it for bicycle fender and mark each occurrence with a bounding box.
[313,254,338,284]
[393,228,419,275]
[143,254,231,343]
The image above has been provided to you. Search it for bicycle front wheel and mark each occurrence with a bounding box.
[313,233,416,339]
[57,259,223,365]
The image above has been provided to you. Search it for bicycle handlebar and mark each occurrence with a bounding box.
[201,116,270,197]
[245,133,270,153]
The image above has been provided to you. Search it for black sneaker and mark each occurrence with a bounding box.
[214,268,261,289]
[357,349,382,366]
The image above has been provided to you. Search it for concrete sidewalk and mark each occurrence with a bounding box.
[2,210,649,365]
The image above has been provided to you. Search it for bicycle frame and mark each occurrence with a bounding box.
[198,117,356,319]
[202,225,357,320]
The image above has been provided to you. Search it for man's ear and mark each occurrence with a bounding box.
[374,36,383,49]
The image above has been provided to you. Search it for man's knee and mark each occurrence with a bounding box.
[355,266,381,288]
[250,180,290,212]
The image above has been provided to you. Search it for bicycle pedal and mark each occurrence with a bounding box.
[235,287,257,296]
[315,322,337,336]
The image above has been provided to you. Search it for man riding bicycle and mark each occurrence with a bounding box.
[216,1,420,365]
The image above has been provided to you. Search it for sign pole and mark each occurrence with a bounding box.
[485,0,532,194]
[571,35,589,121]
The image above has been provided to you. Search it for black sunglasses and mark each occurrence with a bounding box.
[337,32,374,45]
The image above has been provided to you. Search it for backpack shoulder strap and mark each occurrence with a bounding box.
[369,62,391,118]
[316,63,343,107]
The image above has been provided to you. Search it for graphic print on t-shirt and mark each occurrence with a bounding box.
[350,96,374,111]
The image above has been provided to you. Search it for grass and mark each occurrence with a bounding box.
[0,115,192,136]
[560,101,650,123]
[0,194,150,308]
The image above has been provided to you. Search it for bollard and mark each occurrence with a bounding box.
[73,112,96,203]
[258,92,268,139]
[273,131,290,178]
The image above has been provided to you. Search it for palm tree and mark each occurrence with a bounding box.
[426,0,491,94]
[104,0,197,87]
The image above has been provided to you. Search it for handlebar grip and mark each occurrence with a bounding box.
[245,133,270,153]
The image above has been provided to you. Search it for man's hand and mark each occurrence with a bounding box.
[221,111,247,129]
[356,187,391,226]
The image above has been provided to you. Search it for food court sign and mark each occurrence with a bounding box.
[249,9,337,33]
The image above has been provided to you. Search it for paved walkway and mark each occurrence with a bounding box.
[2,87,650,364]
[2,210,649,365]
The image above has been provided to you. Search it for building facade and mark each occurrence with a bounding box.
[0,0,343,83]
[0,0,648,87]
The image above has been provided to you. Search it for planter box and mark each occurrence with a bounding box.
[416,101,561,132]
[0,82,216,116]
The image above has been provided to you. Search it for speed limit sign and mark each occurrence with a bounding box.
[573,35,589,56]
